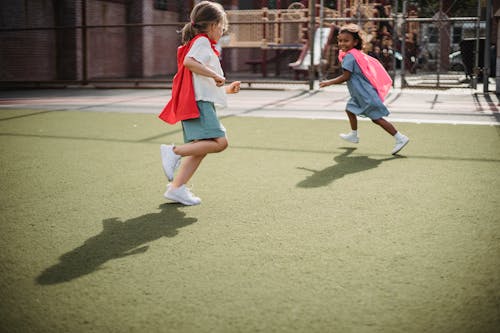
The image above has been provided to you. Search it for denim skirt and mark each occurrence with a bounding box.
[181,101,226,143]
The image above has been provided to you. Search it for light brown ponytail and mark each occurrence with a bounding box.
[181,1,227,44]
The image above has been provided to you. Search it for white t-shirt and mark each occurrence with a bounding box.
[186,36,227,107]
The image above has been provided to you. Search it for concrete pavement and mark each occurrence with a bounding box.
[0,85,498,125]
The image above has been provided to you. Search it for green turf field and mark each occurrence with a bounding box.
[1,109,499,333]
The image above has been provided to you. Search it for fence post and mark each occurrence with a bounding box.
[496,5,500,94]
[483,0,492,92]
[437,0,442,89]
[318,0,324,82]
[401,1,407,88]
[81,0,87,85]
[473,0,481,89]
[392,0,398,87]
[308,0,315,91]
[262,8,268,78]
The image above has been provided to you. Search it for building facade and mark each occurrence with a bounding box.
[1,0,497,85]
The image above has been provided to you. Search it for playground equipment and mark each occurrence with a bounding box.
[288,26,336,79]
[223,1,392,79]
[225,6,307,48]
[224,3,338,78]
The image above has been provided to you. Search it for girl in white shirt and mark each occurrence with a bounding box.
[160,1,240,206]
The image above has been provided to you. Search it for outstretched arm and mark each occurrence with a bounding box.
[319,70,351,88]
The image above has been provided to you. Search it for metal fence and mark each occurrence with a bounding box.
[0,4,489,90]
[398,16,486,89]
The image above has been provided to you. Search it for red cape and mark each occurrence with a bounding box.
[159,34,219,124]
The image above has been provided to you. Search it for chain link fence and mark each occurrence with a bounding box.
[399,16,486,89]
[0,2,489,90]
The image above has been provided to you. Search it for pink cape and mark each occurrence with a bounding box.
[339,49,392,102]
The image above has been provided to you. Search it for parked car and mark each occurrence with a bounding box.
[449,51,465,71]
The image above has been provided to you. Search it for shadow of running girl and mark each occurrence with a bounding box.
[36,204,197,285]
[297,147,398,188]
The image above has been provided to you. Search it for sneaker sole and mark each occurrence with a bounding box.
[160,145,174,181]
[339,136,359,144]
[392,139,409,155]
[164,192,201,206]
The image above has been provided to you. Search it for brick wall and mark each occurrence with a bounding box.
[55,0,79,80]
[83,0,181,79]
[0,0,57,81]
[143,0,180,77]
[0,0,182,82]
[86,0,128,79]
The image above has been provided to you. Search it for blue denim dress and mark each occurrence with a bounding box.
[342,53,390,120]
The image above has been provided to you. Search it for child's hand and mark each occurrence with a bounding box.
[213,74,226,87]
[226,81,241,94]
[319,80,331,88]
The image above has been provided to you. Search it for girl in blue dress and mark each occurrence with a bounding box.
[320,24,409,155]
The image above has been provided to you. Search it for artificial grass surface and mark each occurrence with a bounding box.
[0,109,499,333]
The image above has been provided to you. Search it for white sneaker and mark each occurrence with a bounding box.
[392,135,409,155]
[160,144,181,181]
[339,132,359,143]
[164,184,201,206]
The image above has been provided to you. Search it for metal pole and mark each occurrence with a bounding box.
[318,0,324,82]
[262,8,268,77]
[483,0,492,92]
[401,1,407,88]
[308,0,316,90]
[473,0,480,89]
[392,0,398,87]
[437,0,442,89]
[81,0,87,84]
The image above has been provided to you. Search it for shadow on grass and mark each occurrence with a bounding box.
[297,147,401,188]
[36,203,197,285]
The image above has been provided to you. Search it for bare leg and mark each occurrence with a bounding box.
[171,155,206,188]
[372,118,397,136]
[173,137,228,156]
[171,137,228,188]
[346,110,358,130]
